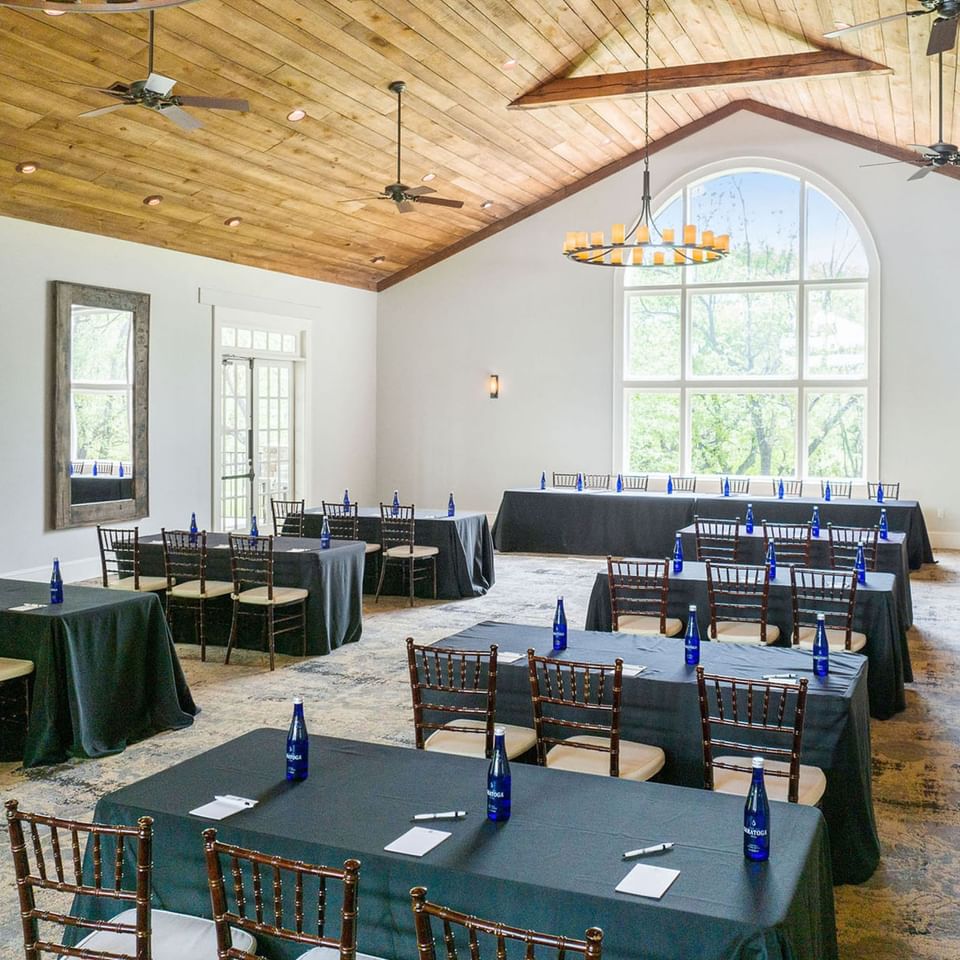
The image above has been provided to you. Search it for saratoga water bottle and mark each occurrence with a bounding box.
[343,489,350,509]
[811,506,820,538]
[743,757,770,862]
[320,516,332,549]
[824,481,832,502]
[189,512,199,546]
[616,473,623,493]
[813,613,829,678]
[673,532,684,574]
[723,476,730,497]
[250,514,259,546]
[876,483,884,504]
[684,604,700,666]
[118,463,124,478]
[540,471,547,491]
[766,540,777,580]
[285,696,309,781]
[879,508,889,541]
[448,492,456,517]
[92,462,98,476]
[392,490,400,516]
[777,478,785,500]
[666,474,674,495]
[553,596,568,651]
[745,503,754,535]
[50,558,64,605]
[576,472,584,492]
[486,726,511,822]
[855,542,867,584]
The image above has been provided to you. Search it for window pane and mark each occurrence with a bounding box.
[253,330,268,350]
[690,291,797,377]
[626,293,681,378]
[71,308,132,383]
[237,328,252,348]
[73,390,131,460]
[807,392,865,478]
[805,185,868,280]
[623,194,682,287]
[268,332,282,352]
[688,171,800,284]
[627,392,680,472]
[282,334,297,353]
[690,392,796,475]
[221,326,236,347]
[806,288,867,378]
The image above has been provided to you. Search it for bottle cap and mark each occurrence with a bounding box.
[494,725,505,737]
[688,603,697,612]
[293,695,303,704]
[752,756,764,769]
[816,612,826,621]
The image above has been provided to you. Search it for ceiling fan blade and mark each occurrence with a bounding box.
[927,17,959,56]
[908,166,935,180]
[908,143,940,156]
[404,185,436,196]
[337,196,387,202]
[145,73,177,96]
[176,96,250,112]
[397,200,415,213]
[858,159,907,167]
[158,104,203,130]
[823,9,927,38]
[414,195,465,208]
[79,103,133,118]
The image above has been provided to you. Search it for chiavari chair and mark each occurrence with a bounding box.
[827,524,880,571]
[772,479,804,497]
[0,659,33,761]
[376,504,439,606]
[671,475,697,492]
[606,557,682,636]
[97,525,167,593]
[322,500,382,577]
[820,480,852,498]
[620,474,649,491]
[790,567,865,653]
[761,522,812,568]
[694,517,740,563]
[270,498,305,537]
[867,481,900,500]
[705,561,780,644]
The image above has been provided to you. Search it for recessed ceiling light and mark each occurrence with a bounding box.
[480,200,494,209]
[370,255,386,264]
[143,194,163,206]
[421,172,436,182]
[15,161,38,174]
[502,58,518,69]
[44,8,66,14]
[286,108,306,122]
[224,216,242,227]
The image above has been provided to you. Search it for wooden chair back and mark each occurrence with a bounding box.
[5,799,153,960]
[867,481,900,500]
[551,473,578,488]
[203,828,360,960]
[94,460,115,476]
[827,524,879,571]
[790,567,858,649]
[672,475,697,492]
[724,477,750,494]
[410,887,603,960]
[820,480,851,498]
[695,666,809,804]
[772,479,803,497]
[606,557,671,633]
[97,525,143,589]
[694,517,740,563]
[406,639,498,757]
[761,522,812,567]
[271,498,305,537]
[161,528,211,591]
[71,461,86,475]
[321,501,359,540]
[621,474,648,491]
[380,503,417,552]
[228,533,276,598]
[582,473,611,490]
[705,562,773,642]
[527,651,624,777]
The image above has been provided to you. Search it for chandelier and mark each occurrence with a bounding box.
[562,1,730,268]
[0,0,195,12]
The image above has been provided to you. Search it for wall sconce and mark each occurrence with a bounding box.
[489,374,500,399]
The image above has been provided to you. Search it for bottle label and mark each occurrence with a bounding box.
[744,825,768,838]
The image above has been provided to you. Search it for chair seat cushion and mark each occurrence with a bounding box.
[108,576,169,592]
[384,545,439,559]
[795,626,867,653]
[235,585,309,606]
[424,719,536,759]
[713,621,780,645]
[0,658,34,681]
[545,735,665,782]
[616,615,683,638]
[72,908,256,960]
[169,579,233,600]
[711,756,827,806]
[364,543,382,554]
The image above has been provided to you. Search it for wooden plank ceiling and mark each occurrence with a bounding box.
[0,0,953,290]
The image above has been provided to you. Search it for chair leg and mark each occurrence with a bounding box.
[225,600,239,665]
[375,554,388,602]
[432,557,437,600]
[409,556,415,607]
[267,608,276,672]
[300,600,307,658]
[197,601,206,663]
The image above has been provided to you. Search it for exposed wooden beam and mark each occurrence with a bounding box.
[508,51,892,110]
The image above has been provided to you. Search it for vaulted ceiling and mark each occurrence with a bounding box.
[0,0,954,290]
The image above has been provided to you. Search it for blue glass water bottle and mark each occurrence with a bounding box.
[723,476,730,497]
[666,474,674,495]
[684,604,700,665]
[813,613,829,678]
[855,542,867,584]
[92,462,98,476]
[392,490,400,516]
[672,532,683,574]
[343,489,350,508]
[118,462,124,478]
[766,539,776,580]
[448,492,456,517]
[879,508,889,541]
[743,757,770,862]
[777,478,785,500]
[250,514,259,545]
[285,696,309,781]
[487,726,511,822]
[50,558,64,605]
[745,503,754,534]
[876,483,884,504]
[824,481,832,502]
[320,516,332,549]
[811,506,820,538]
[553,596,568,651]
[189,512,199,546]
[616,473,623,493]
[576,472,583,492]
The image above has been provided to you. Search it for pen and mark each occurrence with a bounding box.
[622,843,673,860]
[762,673,798,681]
[411,811,468,822]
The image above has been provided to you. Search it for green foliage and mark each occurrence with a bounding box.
[628,393,680,473]
[807,393,865,477]
[73,392,131,460]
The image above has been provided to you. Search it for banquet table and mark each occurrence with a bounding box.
[0,579,195,767]
[440,621,878,885]
[584,562,909,720]
[492,488,934,570]
[74,730,837,960]
[677,522,914,626]
[302,506,495,599]
[69,475,135,504]
[138,534,364,656]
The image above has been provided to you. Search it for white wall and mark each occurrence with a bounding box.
[0,216,377,580]
[377,109,960,544]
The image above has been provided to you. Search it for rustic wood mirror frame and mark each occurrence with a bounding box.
[53,281,150,529]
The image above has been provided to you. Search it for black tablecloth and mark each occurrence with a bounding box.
[70,475,135,504]
[0,579,195,767]
[440,621,877,885]
[584,564,909,719]
[678,523,914,627]
[303,507,495,600]
[493,488,934,570]
[138,534,364,656]
[75,731,837,960]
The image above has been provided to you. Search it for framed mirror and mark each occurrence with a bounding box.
[53,282,149,529]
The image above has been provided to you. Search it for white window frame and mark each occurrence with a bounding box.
[612,157,880,481]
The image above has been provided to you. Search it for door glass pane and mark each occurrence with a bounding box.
[626,293,681,379]
[806,288,867,378]
[807,392,865,478]
[626,392,680,472]
[220,360,250,532]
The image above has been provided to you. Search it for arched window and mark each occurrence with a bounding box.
[614,162,877,481]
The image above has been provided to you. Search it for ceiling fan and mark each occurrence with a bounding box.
[341,81,464,213]
[76,11,249,130]
[824,0,960,57]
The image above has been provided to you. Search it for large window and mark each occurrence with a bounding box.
[617,165,876,480]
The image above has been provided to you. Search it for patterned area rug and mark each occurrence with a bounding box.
[0,552,958,958]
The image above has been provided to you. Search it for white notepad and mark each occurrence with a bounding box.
[616,863,679,899]
[383,827,450,857]
[214,544,231,549]
[189,795,258,820]
[287,548,309,553]
[497,651,525,664]
[8,603,47,612]
[620,663,646,677]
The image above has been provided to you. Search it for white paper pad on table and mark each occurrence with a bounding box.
[214,544,231,549]
[620,664,646,677]
[287,548,308,553]
[616,863,679,899]
[384,827,450,857]
[8,603,47,612]
[189,795,258,820]
[497,651,525,664]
